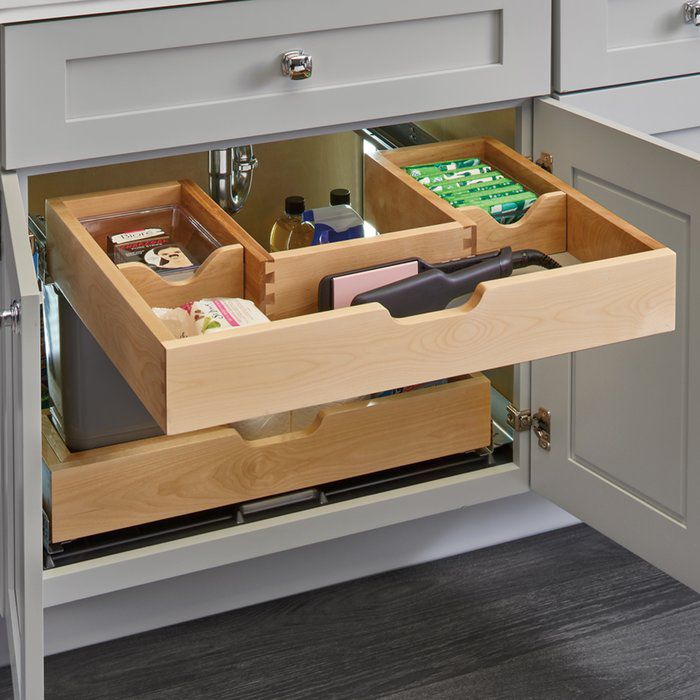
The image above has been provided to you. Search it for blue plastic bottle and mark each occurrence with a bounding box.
[303,189,365,245]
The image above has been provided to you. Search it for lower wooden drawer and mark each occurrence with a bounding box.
[42,375,491,543]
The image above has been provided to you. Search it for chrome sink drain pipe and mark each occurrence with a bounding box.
[208,145,258,214]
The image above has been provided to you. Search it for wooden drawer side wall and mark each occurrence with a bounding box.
[44,376,491,542]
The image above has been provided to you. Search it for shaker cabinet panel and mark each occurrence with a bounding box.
[559,75,700,151]
[0,172,44,699]
[555,0,700,92]
[532,98,700,594]
[1,0,551,168]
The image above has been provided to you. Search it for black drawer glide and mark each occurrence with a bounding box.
[44,444,511,569]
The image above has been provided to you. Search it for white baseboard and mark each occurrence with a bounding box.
[0,492,577,666]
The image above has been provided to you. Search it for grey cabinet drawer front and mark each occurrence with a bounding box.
[2,0,550,169]
[558,76,700,145]
[555,0,700,92]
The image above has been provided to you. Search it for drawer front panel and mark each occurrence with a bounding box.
[558,77,700,149]
[43,376,491,542]
[2,0,550,169]
[555,0,700,92]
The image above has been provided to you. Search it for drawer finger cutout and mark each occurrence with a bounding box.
[43,375,491,543]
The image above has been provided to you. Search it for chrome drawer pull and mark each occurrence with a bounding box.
[0,301,20,333]
[281,50,313,80]
[684,1,700,25]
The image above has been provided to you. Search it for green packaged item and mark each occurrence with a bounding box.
[428,173,506,195]
[405,157,481,179]
[492,213,519,225]
[462,191,538,216]
[444,183,527,206]
[433,158,482,172]
[411,165,492,185]
[416,167,492,185]
[487,195,537,216]
[440,166,493,182]
[460,179,518,196]
[405,155,537,223]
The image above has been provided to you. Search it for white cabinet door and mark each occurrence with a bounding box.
[532,98,700,592]
[1,173,44,699]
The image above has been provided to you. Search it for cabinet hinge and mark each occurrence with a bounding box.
[532,407,551,451]
[29,214,51,287]
[506,404,532,432]
[535,152,553,173]
[506,404,551,451]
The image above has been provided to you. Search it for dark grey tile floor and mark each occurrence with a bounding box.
[2,524,699,699]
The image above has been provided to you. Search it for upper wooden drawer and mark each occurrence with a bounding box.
[555,0,700,92]
[45,140,676,436]
[1,0,550,169]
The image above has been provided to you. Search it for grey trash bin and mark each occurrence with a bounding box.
[43,283,163,451]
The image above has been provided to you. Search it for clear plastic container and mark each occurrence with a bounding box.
[80,205,221,279]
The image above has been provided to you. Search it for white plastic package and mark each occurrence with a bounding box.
[153,297,269,338]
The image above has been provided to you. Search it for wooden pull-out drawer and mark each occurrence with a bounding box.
[2,0,550,169]
[45,139,675,436]
[43,375,491,542]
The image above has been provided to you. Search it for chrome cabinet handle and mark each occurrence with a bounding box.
[0,301,20,333]
[281,50,313,80]
[684,1,700,25]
